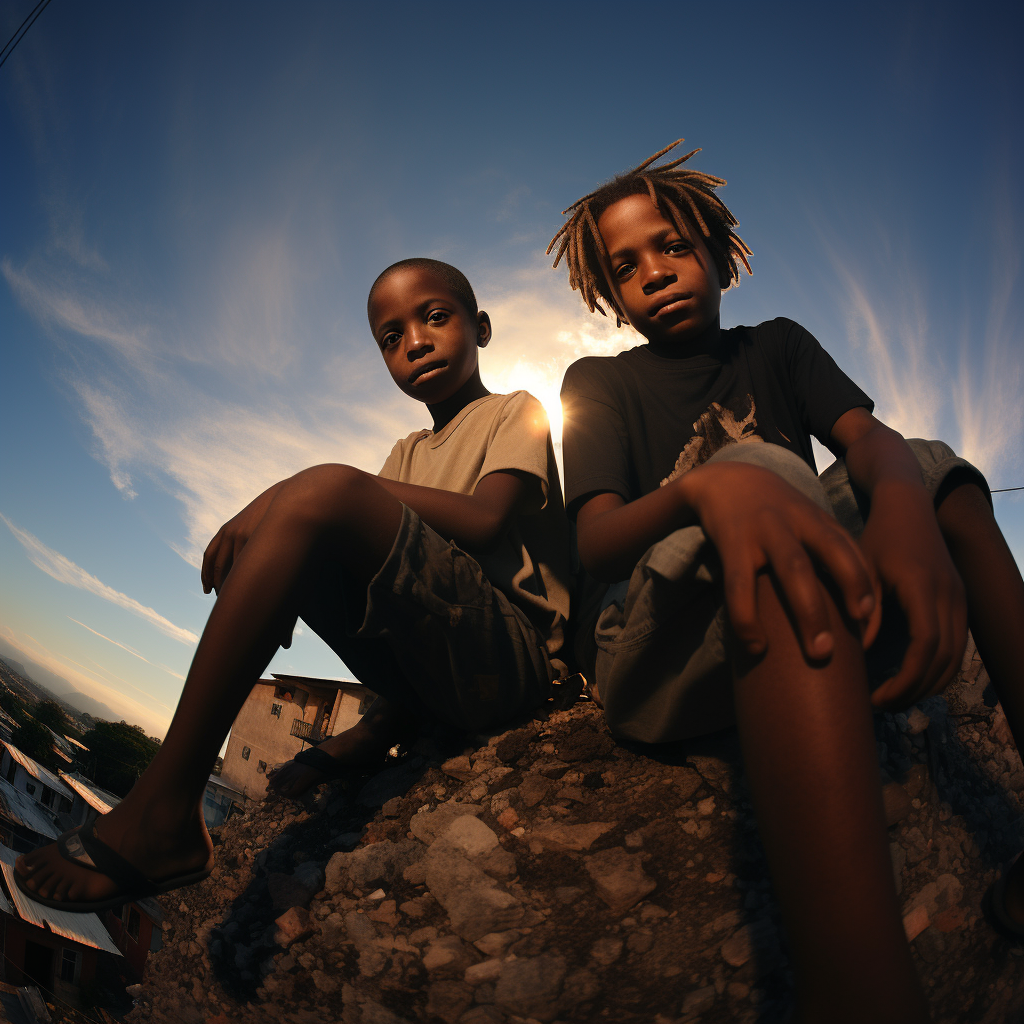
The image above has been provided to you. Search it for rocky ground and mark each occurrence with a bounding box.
[127,644,1024,1024]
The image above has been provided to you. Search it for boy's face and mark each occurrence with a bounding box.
[368,267,490,404]
[596,193,722,347]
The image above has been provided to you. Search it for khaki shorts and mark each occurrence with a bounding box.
[594,440,990,744]
[298,504,557,733]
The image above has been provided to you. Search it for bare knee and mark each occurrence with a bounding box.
[935,479,996,553]
[275,464,367,531]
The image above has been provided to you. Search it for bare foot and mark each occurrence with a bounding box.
[267,719,398,798]
[15,798,212,906]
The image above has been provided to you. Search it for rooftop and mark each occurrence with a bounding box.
[0,742,74,802]
[0,846,121,955]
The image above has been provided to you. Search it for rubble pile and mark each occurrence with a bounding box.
[128,647,1024,1024]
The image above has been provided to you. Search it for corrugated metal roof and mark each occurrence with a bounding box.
[0,743,74,802]
[0,875,11,916]
[0,781,60,841]
[64,735,89,752]
[0,846,121,955]
[58,773,120,816]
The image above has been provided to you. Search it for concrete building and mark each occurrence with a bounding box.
[221,674,371,799]
[202,774,244,828]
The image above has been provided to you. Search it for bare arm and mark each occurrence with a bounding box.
[830,407,967,709]
[576,460,878,660]
[202,467,535,595]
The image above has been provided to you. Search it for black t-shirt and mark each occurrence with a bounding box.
[560,317,874,518]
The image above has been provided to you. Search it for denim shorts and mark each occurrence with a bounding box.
[297,504,557,734]
[594,440,990,744]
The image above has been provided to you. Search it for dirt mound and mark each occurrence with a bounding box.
[128,651,1024,1023]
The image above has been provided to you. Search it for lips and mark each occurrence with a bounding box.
[408,359,448,384]
[648,293,691,318]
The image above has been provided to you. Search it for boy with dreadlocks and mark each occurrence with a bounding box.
[551,140,1024,1023]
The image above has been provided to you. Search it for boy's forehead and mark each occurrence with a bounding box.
[369,266,460,320]
[597,193,691,253]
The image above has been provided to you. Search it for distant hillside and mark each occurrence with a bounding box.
[55,688,119,723]
[0,656,28,679]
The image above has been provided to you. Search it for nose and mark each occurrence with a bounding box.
[640,257,675,295]
[405,324,434,358]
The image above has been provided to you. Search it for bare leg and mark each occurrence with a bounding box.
[17,465,404,904]
[936,481,1024,924]
[734,574,929,1024]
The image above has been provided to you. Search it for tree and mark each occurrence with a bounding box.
[11,718,57,772]
[0,688,27,725]
[81,721,161,797]
[33,699,68,733]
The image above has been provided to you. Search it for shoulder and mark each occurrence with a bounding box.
[561,350,643,394]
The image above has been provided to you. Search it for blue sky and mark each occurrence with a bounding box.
[1,0,1022,739]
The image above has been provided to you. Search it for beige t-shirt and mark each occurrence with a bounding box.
[378,391,571,661]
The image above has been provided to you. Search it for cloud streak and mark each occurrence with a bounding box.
[1,514,199,645]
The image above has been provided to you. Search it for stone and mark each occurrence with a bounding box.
[528,821,615,853]
[426,982,473,1023]
[274,907,314,948]
[906,707,930,735]
[903,827,931,865]
[473,931,521,957]
[423,935,473,973]
[890,842,907,895]
[493,954,567,1021]
[464,959,503,985]
[459,1008,505,1024]
[360,1000,413,1024]
[583,848,657,913]
[320,912,347,949]
[409,803,484,845]
[882,782,913,827]
[720,918,778,969]
[424,842,524,941]
[441,815,500,858]
[559,967,601,1010]
[680,985,716,1017]
[675,767,704,802]
[590,936,623,965]
[293,860,326,895]
[518,775,551,808]
[267,872,314,912]
[325,839,424,895]
[903,904,930,942]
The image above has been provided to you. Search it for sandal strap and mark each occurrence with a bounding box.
[57,815,153,895]
[293,746,347,777]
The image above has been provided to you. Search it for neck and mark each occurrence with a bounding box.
[646,317,722,359]
[427,370,490,432]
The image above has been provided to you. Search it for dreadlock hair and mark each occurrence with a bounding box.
[367,258,478,322]
[547,140,753,326]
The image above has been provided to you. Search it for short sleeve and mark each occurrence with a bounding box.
[378,440,404,480]
[560,358,633,519]
[775,319,874,441]
[476,392,552,513]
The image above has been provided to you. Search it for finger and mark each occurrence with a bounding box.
[763,527,834,660]
[870,593,939,711]
[802,520,878,630]
[722,552,766,655]
[201,531,224,594]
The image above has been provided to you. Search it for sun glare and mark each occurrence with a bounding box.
[484,360,564,446]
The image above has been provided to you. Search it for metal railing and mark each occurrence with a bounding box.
[290,719,326,743]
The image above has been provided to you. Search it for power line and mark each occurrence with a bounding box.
[0,0,55,70]
[992,486,1024,494]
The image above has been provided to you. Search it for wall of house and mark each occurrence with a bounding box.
[104,904,155,981]
[222,683,334,799]
[0,915,97,1002]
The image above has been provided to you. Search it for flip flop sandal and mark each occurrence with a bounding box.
[292,745,358,779]
[15,814,212,915]
[984,858,1024,941]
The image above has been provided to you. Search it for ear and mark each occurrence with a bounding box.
[476,311,492,349]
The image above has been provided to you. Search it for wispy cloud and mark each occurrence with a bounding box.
[818,215,1022,485]
[0,626,172,737]
[0,514,199,645]
[67,617,184,683]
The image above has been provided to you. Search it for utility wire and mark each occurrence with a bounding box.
[0,0,55,70]
[992,486,1024,493]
